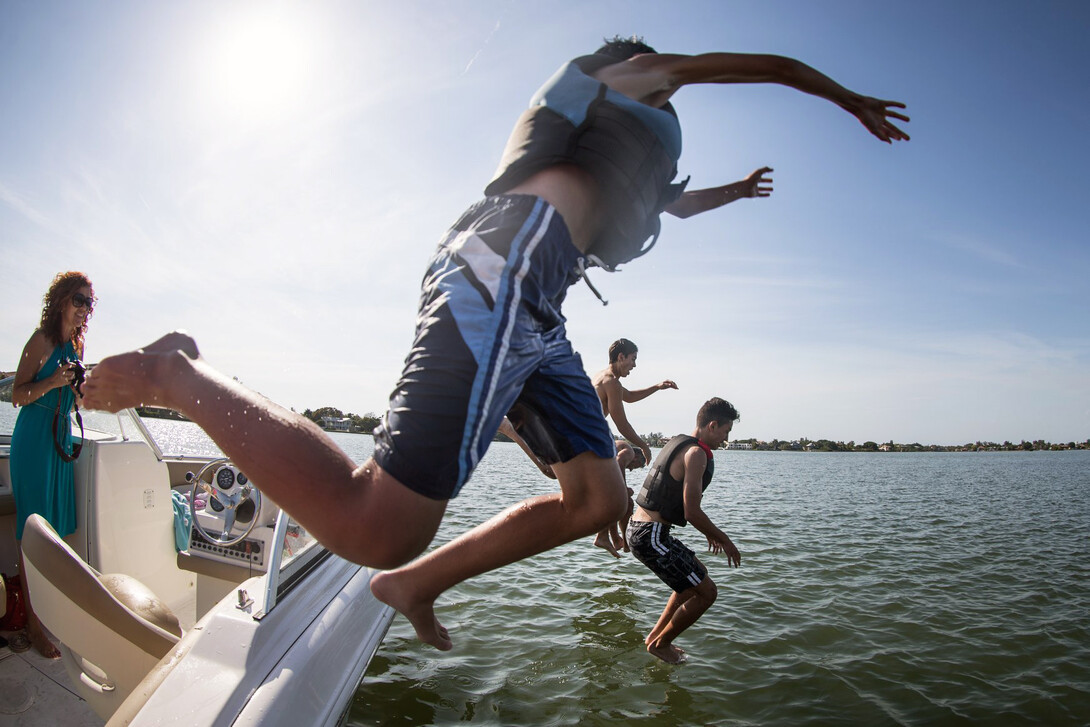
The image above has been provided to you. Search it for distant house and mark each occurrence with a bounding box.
[726,442,753,450]
[878,443,892,452]
[320,416,352,432]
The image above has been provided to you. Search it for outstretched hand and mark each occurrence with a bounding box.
[657,380,679,391]
[741,167,773,198]
[708,535,741,567]
[852,96,910,143]
[83,331,200,413]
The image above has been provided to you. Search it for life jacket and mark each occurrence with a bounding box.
[484,54,689,272]
[635,434,714,527]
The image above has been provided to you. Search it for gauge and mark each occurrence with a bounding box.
[237,472,248,486]
[216,467,236,490]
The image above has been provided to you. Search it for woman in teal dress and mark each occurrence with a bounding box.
[11,271,94,657]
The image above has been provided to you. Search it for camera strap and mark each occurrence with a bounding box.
[52,397,83,463]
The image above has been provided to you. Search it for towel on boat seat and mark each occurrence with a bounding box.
[171,490,192,553]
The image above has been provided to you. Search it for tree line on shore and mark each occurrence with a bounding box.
[301,407,381,434]
[639,433,1089,452]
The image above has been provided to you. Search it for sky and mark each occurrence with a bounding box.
[2,0,1088,446]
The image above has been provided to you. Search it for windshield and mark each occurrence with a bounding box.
[0,376,14,435]
[259,508,327,618]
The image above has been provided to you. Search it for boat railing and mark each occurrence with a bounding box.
[257,510,330,618]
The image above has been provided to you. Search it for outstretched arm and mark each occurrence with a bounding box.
[680,447,740,567]
[621,379,678,404]
[665,167,772,219]
[498,416,556,479]
[601,377,652,465]
[595,53,909,143]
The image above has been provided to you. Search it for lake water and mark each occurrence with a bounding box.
[4,407,1089,725]
[343,441,1090,727]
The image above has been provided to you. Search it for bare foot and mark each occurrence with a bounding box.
[609,525,625,552]
[27,626,61,659]
[83,331,199,412]
[370,571,452,651]
[647,642,687,664]
[593,530,620,558]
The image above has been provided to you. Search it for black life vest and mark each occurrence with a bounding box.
[484,54,689,272]
[635,434,714,527]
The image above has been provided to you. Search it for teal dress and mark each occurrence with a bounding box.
[10,341,78,541]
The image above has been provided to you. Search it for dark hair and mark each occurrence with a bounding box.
[596,35,657,60]
[697,397,740,427]
[40,271,93,355]
[608,338,638,363]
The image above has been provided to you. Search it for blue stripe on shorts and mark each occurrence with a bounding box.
[373,195,615,500]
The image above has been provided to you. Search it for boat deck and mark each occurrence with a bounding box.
[0,631,100,725]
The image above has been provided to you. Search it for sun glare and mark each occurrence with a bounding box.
[197,8,314,127]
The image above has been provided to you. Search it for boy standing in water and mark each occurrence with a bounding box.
[85,38,907,652]
[628,397,741,664]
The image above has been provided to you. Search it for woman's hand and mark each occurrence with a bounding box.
[47,362,74,391]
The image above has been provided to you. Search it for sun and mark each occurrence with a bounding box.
[197,7,314,126]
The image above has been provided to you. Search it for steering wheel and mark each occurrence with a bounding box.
[188,458,263,547]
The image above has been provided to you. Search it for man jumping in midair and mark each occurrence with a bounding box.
[85,36,908,652]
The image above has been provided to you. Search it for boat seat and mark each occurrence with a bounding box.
[20,513,183,721]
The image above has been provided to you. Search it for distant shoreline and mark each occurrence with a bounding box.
[116,404,1087,453]
[724,439,1089,453]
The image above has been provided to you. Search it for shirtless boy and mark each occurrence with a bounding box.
[592,337,674,554]
[84,37,907,652]
[592,338,677,467]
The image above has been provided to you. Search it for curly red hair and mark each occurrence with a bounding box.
[39,271,94,356]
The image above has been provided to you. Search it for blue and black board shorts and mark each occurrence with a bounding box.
[372,195,616,500]
[627,520,708,593]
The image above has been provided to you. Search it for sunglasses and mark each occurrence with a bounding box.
[72,292,94,310]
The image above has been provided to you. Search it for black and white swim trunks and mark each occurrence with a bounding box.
[627,520,707,593]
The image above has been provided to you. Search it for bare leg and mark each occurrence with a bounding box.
[83,333,446,569]
[619,497,633,552]
[17,549,60,659]
[371,452,628,650]
[645,576,717,664]
[593,493,632,557]
[645,589,695,646]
